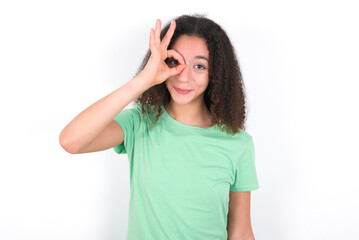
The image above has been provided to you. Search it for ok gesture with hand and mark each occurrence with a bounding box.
[139,19,186,87]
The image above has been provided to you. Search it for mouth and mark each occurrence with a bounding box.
[174,87,192,94]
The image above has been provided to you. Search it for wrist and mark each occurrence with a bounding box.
[131,74,153,92]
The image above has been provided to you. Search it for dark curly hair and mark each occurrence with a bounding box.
[133,13,248,135]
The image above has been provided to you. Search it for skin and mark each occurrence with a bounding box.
[164,35,213,128]
[227,191,255,240]
[139,19,186,87]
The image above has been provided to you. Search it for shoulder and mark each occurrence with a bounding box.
[237,129,252,139]
[133,103,142,111]
[133,103,157,114]
[220,128,253,143]
[229,130,254,154]
[131,103,163,124]
[121,103,143,119]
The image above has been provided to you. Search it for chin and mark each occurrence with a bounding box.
[170,94,192,105]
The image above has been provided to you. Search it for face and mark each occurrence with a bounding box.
[165,35,209,106]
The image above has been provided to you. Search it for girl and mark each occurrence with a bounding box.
[60,14,259,240]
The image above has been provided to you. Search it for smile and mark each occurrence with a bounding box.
[175,87,191,94]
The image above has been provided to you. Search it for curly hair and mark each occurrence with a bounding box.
[133,13,248,136]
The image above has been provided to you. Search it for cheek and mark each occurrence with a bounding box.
[165,80,174,93]
[199,75,209,88]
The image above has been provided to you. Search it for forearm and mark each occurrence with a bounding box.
[59,75,151,153]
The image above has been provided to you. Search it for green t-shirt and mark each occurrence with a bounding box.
[113,103,259,240]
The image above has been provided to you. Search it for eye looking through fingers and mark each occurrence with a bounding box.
[165,57,180,68]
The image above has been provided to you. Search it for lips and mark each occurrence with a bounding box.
[175,87,191,94]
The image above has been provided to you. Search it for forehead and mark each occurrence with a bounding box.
[171,35,209,58]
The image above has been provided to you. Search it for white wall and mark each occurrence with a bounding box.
[0,0,358,239]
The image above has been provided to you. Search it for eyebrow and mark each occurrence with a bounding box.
[171,47,209,62]
[195,55,208,61]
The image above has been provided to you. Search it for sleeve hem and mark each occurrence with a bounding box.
[113,144,126,154]
[113,116,128,154]
[230,184,259,192]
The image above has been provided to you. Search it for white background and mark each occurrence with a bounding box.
[1,0,358,239]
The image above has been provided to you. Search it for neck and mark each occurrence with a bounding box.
[165,100,213,128]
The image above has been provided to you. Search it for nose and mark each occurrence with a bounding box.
[176,65,190,82]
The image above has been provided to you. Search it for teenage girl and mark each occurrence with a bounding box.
[60,14,259,240]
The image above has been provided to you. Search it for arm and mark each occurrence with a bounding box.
[59,76,150,154]
[227,191,255,240]
[59,19,185,154]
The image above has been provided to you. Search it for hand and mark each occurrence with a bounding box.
[138,19,186,87]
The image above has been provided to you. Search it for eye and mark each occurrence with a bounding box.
[165,58,179,67]
[194,64,206,70]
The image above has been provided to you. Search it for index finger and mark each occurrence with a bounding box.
[161,20,176,48]
[167,49,185,65]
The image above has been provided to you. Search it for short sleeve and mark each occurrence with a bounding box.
[230,136,260,192]
[113,103,142,154]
